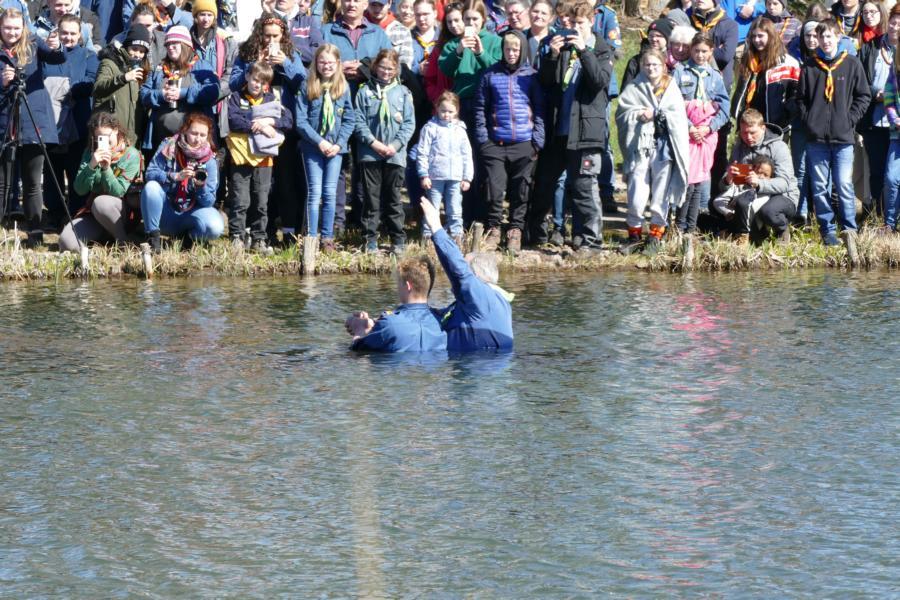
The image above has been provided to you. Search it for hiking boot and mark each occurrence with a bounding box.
[251,239,274,256]
[147,230,162,254]
[506,228,522,253]
[822,232,840,247]
[627,226,643,243]
[548,228,565,247]
[482,227,501,251]
[24,230,43,249]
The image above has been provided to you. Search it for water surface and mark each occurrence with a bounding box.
[1,271,897,597]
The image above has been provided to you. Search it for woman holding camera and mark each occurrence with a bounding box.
[58,112,143,252]
[141,112,223,251]
[140,25,219,149]
[0,7,65,247]
[93,24,153,146]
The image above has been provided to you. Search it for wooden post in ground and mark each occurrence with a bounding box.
[301,235,318,276]
[471,222,484,253]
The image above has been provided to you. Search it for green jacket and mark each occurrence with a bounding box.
[439,30,502,100]
[92,44,146,145]
[73,145,142,199]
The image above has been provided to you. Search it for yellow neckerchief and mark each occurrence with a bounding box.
[562,39,594,90]
[653,74,670,100]
[745,55,763,105]
[692,8,725,33]
[243,92,265,105]
[414,29,437,58]
[837,9,861,37]
[815,51,849,102]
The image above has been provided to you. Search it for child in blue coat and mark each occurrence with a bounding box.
[296,43,354,252]
[355,49,415,253]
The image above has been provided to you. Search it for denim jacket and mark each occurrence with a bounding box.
[295,86,355,152]
[354,79,415,167]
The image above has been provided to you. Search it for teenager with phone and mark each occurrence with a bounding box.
[93,24,152,145]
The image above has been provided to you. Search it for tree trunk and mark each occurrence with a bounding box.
[624,0,641,17]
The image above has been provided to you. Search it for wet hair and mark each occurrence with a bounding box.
[739,17,786,80]
[815,18,841,36]
[434,90,460,113]
[246,61,274,85]
[740,107,766,127]
[465,252,499,284]
[178,112,216,151]
[751,155,774,174]
[397,255,436,297]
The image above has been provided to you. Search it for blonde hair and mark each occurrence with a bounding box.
[0,9,33,67]
[307,44,347,101]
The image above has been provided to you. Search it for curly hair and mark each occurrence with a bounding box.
[87,111,130,149]
[238,13,297,63]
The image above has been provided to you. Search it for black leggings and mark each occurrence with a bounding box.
[0,144,44,230]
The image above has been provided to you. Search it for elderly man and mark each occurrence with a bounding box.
[346,255,447,352]
[420,197,514,352]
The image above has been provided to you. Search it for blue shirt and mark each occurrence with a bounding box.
[351,303,447,352]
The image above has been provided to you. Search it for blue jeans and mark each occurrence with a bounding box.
[882,139,900,228]
[808,142,857,236]
[553,170,566,229]
[791,120,812,218]
[303,143,343,238]
[423,179,463,237]
[141,181,224,239]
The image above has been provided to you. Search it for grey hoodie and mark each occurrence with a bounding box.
[726,124,799,206]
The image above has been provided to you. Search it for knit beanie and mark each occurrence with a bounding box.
[803,21,819,37]
[124,23,152,51]
[165,25,192,47]
[192,0,218,18]
[648,18,674,40]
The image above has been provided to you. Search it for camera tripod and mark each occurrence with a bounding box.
[1,69,82,252]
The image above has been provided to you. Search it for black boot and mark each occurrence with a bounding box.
[147,230,161,254]
[25,230,43,249]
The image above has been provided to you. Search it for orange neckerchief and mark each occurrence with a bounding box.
[153,3,171,27]
[654,75,670,100]
[745,55,763,105]
[815,51,849,102]
[161,54,199,80]
[837,10,861,37]
[692,9,725,33]
[243,92,265,105]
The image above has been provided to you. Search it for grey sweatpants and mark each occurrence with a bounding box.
[59,194,138,251]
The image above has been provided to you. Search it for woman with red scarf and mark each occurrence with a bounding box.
[141,113,224,251]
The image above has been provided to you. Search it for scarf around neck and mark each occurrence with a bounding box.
[814,49,849,102]
[319,82,335,135]
[371,77,399,124]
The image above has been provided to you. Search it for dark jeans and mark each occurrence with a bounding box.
[481,140,535,230]
[731,192,796,235]
[360,161,405,244]
[0,144,44,231]
[269,131,300,231]
[529,136,602,247]
[677,180,711,233]
[229,164,273,241]
[711,122,732,196]
[861,127,890,217]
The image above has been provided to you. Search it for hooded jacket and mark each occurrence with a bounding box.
[473,29,545,148]
[92,43,146,145]
[794,49,871,145]
[725,124,800,205]
[416,117,474,181]
[0,40,65,146]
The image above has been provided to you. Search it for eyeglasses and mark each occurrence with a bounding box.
[863,9,880,15]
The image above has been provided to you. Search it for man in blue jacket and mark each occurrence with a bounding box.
[347,255,447,352]
[420,196,514,352]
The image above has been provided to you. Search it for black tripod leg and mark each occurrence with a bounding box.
[16,88,82,252]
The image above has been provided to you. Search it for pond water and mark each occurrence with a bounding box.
[1,270,897,597]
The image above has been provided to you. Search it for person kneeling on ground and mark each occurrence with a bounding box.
[420,196,514,352]
[59,112,143,252]
[346,254,447,352]
[141,113,224,252]
[716,108,799,243]
[712,155,776,243]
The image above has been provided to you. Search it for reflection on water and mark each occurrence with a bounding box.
[0,271,897,596]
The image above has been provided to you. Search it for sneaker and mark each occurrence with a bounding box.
[365,239,379,254]
[822,232,840,246]
[251,239,274,256]
[482,227,501,251]
[147,230,162,254]
[548,228,565,247]
[506,228,522,253]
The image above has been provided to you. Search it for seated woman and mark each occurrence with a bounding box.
[141,113,224,252]
[59,112,143,252]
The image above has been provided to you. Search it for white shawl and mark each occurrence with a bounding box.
[615,73,691,207]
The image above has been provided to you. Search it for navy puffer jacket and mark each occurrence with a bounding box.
[474,29,545,148]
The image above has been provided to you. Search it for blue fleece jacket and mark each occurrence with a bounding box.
[351,303,448,352]
[432,228,513,352]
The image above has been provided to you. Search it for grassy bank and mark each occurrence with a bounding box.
[2,226,900,281]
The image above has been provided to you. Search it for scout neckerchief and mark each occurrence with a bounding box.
[319,82,335,135]
[243,92,265,105]
[688,64,710,100]
[880,35,894,65]
[562,40,593,90]
[370,76,399,124]
[154,3,171,28]
[745,54,763,105]
[414,30,437,60]
[837,9,861,38]
[161,55,198,81]
[692,8,725,33]
[815,50,849,102]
